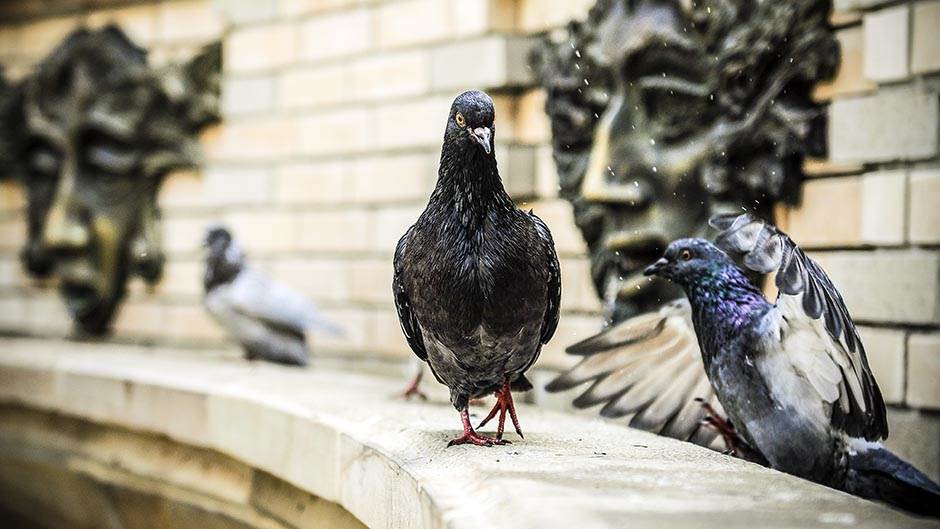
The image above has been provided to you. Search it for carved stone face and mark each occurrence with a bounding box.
[2,27,219,334]
[533,0,837,322]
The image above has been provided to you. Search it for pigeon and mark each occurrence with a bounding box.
[203,225,341,366]
[393,90,561,447]
[633,213,938,516]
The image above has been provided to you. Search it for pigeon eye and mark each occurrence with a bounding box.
[680,249,692,261]
[455,112,466,127]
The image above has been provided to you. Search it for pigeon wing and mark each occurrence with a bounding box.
[547,299,720,445]
[226,268,340,336]
[531,212,561,345]
[205,284,309,366]
[392,227,428,361]
[712,213,888,441]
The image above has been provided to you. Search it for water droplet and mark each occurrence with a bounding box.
[652,166,658,173]
[575,49,581,58]
[650,138,656,145]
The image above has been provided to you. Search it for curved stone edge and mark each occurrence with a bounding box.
[0,338,934,529]
[0,404,365,529]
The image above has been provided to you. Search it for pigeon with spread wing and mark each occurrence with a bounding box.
[589,213,939,515]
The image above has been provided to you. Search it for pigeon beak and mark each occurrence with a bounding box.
[643,257,669,276]
[470,126,492,154]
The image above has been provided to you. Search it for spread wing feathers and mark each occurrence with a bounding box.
[205,286,309,366]
[711,213,888,441]
[392,228,428,361]
[531,212,561,345]
[226,268,341,335]
[546,299,720,444]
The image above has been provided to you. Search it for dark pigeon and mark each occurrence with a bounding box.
[637,213,939,516]
[393,90,561,447]
[203,225,340,367]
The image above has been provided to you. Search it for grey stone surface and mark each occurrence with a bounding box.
[829,86,939,163]
[0,337,936,529]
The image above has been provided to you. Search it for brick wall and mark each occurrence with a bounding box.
[0,0,937,476]
[784,0,940,477]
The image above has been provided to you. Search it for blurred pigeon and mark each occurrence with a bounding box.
[634,213,938,516]
[393,90,561,447]
[203,225,340,366]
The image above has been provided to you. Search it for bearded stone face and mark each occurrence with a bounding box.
[2,27,220,334]
[533,0,838,323]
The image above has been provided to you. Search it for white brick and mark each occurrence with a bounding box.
[862,5,909,82]
[274,162,349,205]
[222,76,275,116]
[858,326,905,405]
[375,98,449,150]
[829,86,939,163]
[377,0,449,49]
[158,0,224,44]
[300,9,372,61]
[203,166,273,206]
[277,65,349,110]
[912,1,940,74]
[298,108,373,156]
[810,251,940,325]
[431,36,535,91]
[860,170,906,245]
[226,22,298,73]
[907,333,940,410]
[350,153,433,203]
[350,51,431,101]
[909,168,940,244]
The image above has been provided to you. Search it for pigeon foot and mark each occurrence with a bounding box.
[477,378,524,440]
[448,408,509,447]
[397,371,428,401]
[696,398,765,464]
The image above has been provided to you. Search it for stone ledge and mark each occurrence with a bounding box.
[0,337,934,529]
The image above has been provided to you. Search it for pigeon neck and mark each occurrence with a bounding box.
[683,263,769,360]
[431,143,514,215]
[204,250,243,292]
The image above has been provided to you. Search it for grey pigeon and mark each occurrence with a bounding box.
[637,213,938,516]
[393,90,561,447]
[203,225,340,366]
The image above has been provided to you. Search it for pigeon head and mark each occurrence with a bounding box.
[204,224,233,255]
[446,90,495,155]
[203,224,245,290]
[643,238,734,286]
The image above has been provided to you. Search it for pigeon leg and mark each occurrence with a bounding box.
[695,398,762,462]
[695,399,739,451]
[397,370,428,401]
[477,379,524,440]
[448,408,509,447]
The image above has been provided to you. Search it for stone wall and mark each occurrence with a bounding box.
[0,0,937,477]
